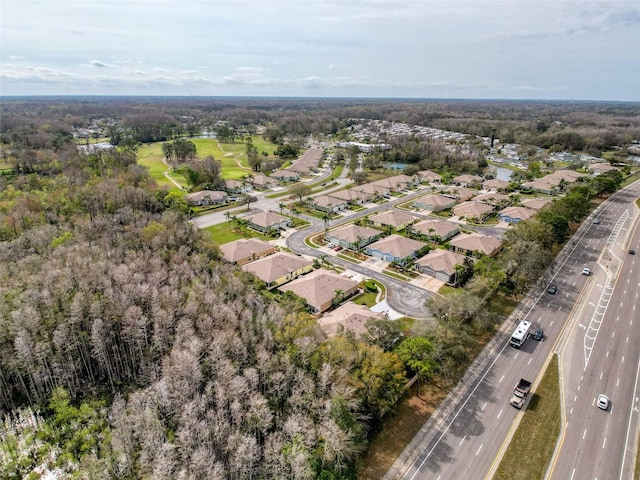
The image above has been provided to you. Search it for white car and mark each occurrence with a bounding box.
[597,394,609,410]
[582,267,591,276]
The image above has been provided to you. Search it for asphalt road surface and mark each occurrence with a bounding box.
[385,180,640,480]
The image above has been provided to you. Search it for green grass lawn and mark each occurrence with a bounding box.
[494,355,561,480]
[137,143,187,191]
[352,290,378,307]
[203,222,274,245]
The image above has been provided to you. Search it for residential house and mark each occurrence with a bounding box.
[473,192,511,207]
[371,174,416,192]
[498,206,536,223]
[318,303,384,337]
[185,190,228,206]
[278,269,359,314]
[368,209,417,231]
[449,232,502,257]
[327,188,367,205]
[520,197,552,211]
[325,224,383,250]
[219,238,276,265]
[416,170,442,184]
[351,182,391,201]
[286,163,312,175]
[412,219,460,242]
[311,195,348,213]
[271,170,300,182]
[365,234,428,264]
[452,201,494,221]
[244,211,291,233]
[412,194,456,212]
[589,163,619,176]
[248,173,278,190]
[224,179,251,194]
[521,178,557,195]
[442,187,476,202]
[416,249,468,284]
[452,174,483,187]
[482,178,510,191]
[241,252,313,289]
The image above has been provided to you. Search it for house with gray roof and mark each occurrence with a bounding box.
[474,192,512,206]
[351,182,391,200]
[365,234,428,264]
[442,187,476,202]
[327,188,367,205]
[271,170,300,182]
[224,179,251,194]
[219,238,276,265]
[185,190,228,206]
[452,174,483,187]
[325,224,383,250]
[278,269,359,314]
[416,249,468,284]
[416,170,442,184]
[248,173,278,190]
[482,178,510,191]
[242,252,313,289]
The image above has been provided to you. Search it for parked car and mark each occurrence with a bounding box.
[533,328,544,341]
[629,249,636,255]
[597,394,609,410]
[593,218,600,224]
[582,267,591,276]
[335,246,343,251]
[547,284,558,294]
[327,243,335,248]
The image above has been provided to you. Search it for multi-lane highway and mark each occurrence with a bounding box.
[385,180,640,480]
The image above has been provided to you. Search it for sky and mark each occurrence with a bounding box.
[1,0,639,101]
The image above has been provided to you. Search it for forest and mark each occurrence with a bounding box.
[0,97,638,479]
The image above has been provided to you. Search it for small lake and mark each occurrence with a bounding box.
[495,167,513,181]
[382,162,409,172]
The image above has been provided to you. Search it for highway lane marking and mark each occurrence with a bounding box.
[497,409,503,419]
[499,375,504,383]
[603,437,607,448]
[577,384,581,391]
[575,395,578,402]
[627,337,629,343]
[617,378,620,387]
[514,352,519,359]
[475,444,483,456]
[571,467,576,480]
[607,351,610,358]
[459,435,466,446]
[600,372,603,379]
[622,356,625,363]
[583,429,587,439]
[528,358,532,365]
[612,331,615,338]
[481,402,487,411]
[550,320,554,326]
[570,407,573,414]
[616,315,619,322]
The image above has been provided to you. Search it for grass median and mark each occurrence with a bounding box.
[494,354,561,480]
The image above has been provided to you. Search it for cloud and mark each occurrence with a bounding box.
[89,59,114,68]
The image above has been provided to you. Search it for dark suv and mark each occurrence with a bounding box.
[547,284,558,294]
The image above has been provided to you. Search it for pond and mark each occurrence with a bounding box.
[495,166,513,181]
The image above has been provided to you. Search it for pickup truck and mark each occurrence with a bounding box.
[510,378,532,409]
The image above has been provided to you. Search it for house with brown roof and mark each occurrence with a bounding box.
[473,192,512,207]
[449,232,502,257]
[442,187,476,202]
[368,209,417,231]
[327,188,367,205]
[365,234,428,264]
[278,269,359,314]
[520,197,552,211]
[412,194,456,212]
[286,163,312,175]
[241,252,313,289]
[589,163,619,176]
[318,303,383,337]
[482,178,510,191]
[219,238,276,265]
[416,170,442,184]
[271,170,300,182]
[452,174,483,187]
[416,249,468,284]
[224,179,251,194]
[310,194,348,213]
[521,178,557,195]
[244,211,291,233]
[185,190,228,206]
[351,182,391,201]
[325,224,383,250]
[498,206,536,223]
[248,173,278,190]
[453,201,494,221]
[412,219,460,242]
[371,174,418,191]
